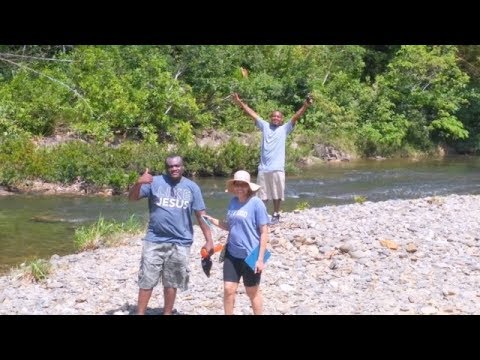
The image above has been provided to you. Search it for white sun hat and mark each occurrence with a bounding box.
[226,170,261,194]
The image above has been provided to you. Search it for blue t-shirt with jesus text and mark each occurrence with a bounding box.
[139,174,206,246]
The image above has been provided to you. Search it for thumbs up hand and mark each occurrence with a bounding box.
[138,168,153,184]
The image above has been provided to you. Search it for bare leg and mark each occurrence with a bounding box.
[163,287,177,315]
[273,199,281,214]
[224,281,239,315]
[245,285,263,315]
[262,200,270,214]
[136,288,153,315]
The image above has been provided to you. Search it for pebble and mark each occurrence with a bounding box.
[1,194,479,315]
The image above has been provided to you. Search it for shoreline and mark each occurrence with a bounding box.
[2,154,475,198]
[0,182,116,197]
[1,194,479,314]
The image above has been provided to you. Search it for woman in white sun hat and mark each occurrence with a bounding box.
[203,170,270,315]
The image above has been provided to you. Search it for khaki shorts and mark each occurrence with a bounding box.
[257,171,285,201]
[138,241,191,290]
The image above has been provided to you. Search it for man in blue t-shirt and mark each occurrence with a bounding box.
[128,155,213,315]
[232,93,313,224]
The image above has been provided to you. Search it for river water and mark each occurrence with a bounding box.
[1,156,479,273]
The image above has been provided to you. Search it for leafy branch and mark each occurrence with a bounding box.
[0,52,73,62]
[0,55,93,115]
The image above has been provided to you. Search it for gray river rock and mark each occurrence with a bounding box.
[1,194,479,315]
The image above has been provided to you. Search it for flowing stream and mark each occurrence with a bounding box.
[1,156,479,274]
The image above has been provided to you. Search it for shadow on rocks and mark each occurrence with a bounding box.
[106,303,182,315]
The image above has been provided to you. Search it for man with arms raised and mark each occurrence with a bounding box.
[232,93,313,224]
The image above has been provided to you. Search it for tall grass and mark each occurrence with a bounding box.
[74,215,144,251]
[14,259,52,283]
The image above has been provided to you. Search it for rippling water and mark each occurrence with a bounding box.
[1,156,479,273]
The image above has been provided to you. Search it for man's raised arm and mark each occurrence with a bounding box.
[291,94,313,126]
[232,93,259,122]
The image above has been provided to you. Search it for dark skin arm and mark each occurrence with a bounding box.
[232,92,313,126]
[291,95,313,126]
[232,92,259,123]
[128,168,152,201]
[195,210,214,253]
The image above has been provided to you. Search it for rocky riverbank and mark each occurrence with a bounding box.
[1,194,479,315]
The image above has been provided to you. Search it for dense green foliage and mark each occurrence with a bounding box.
[0,45,478,191]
